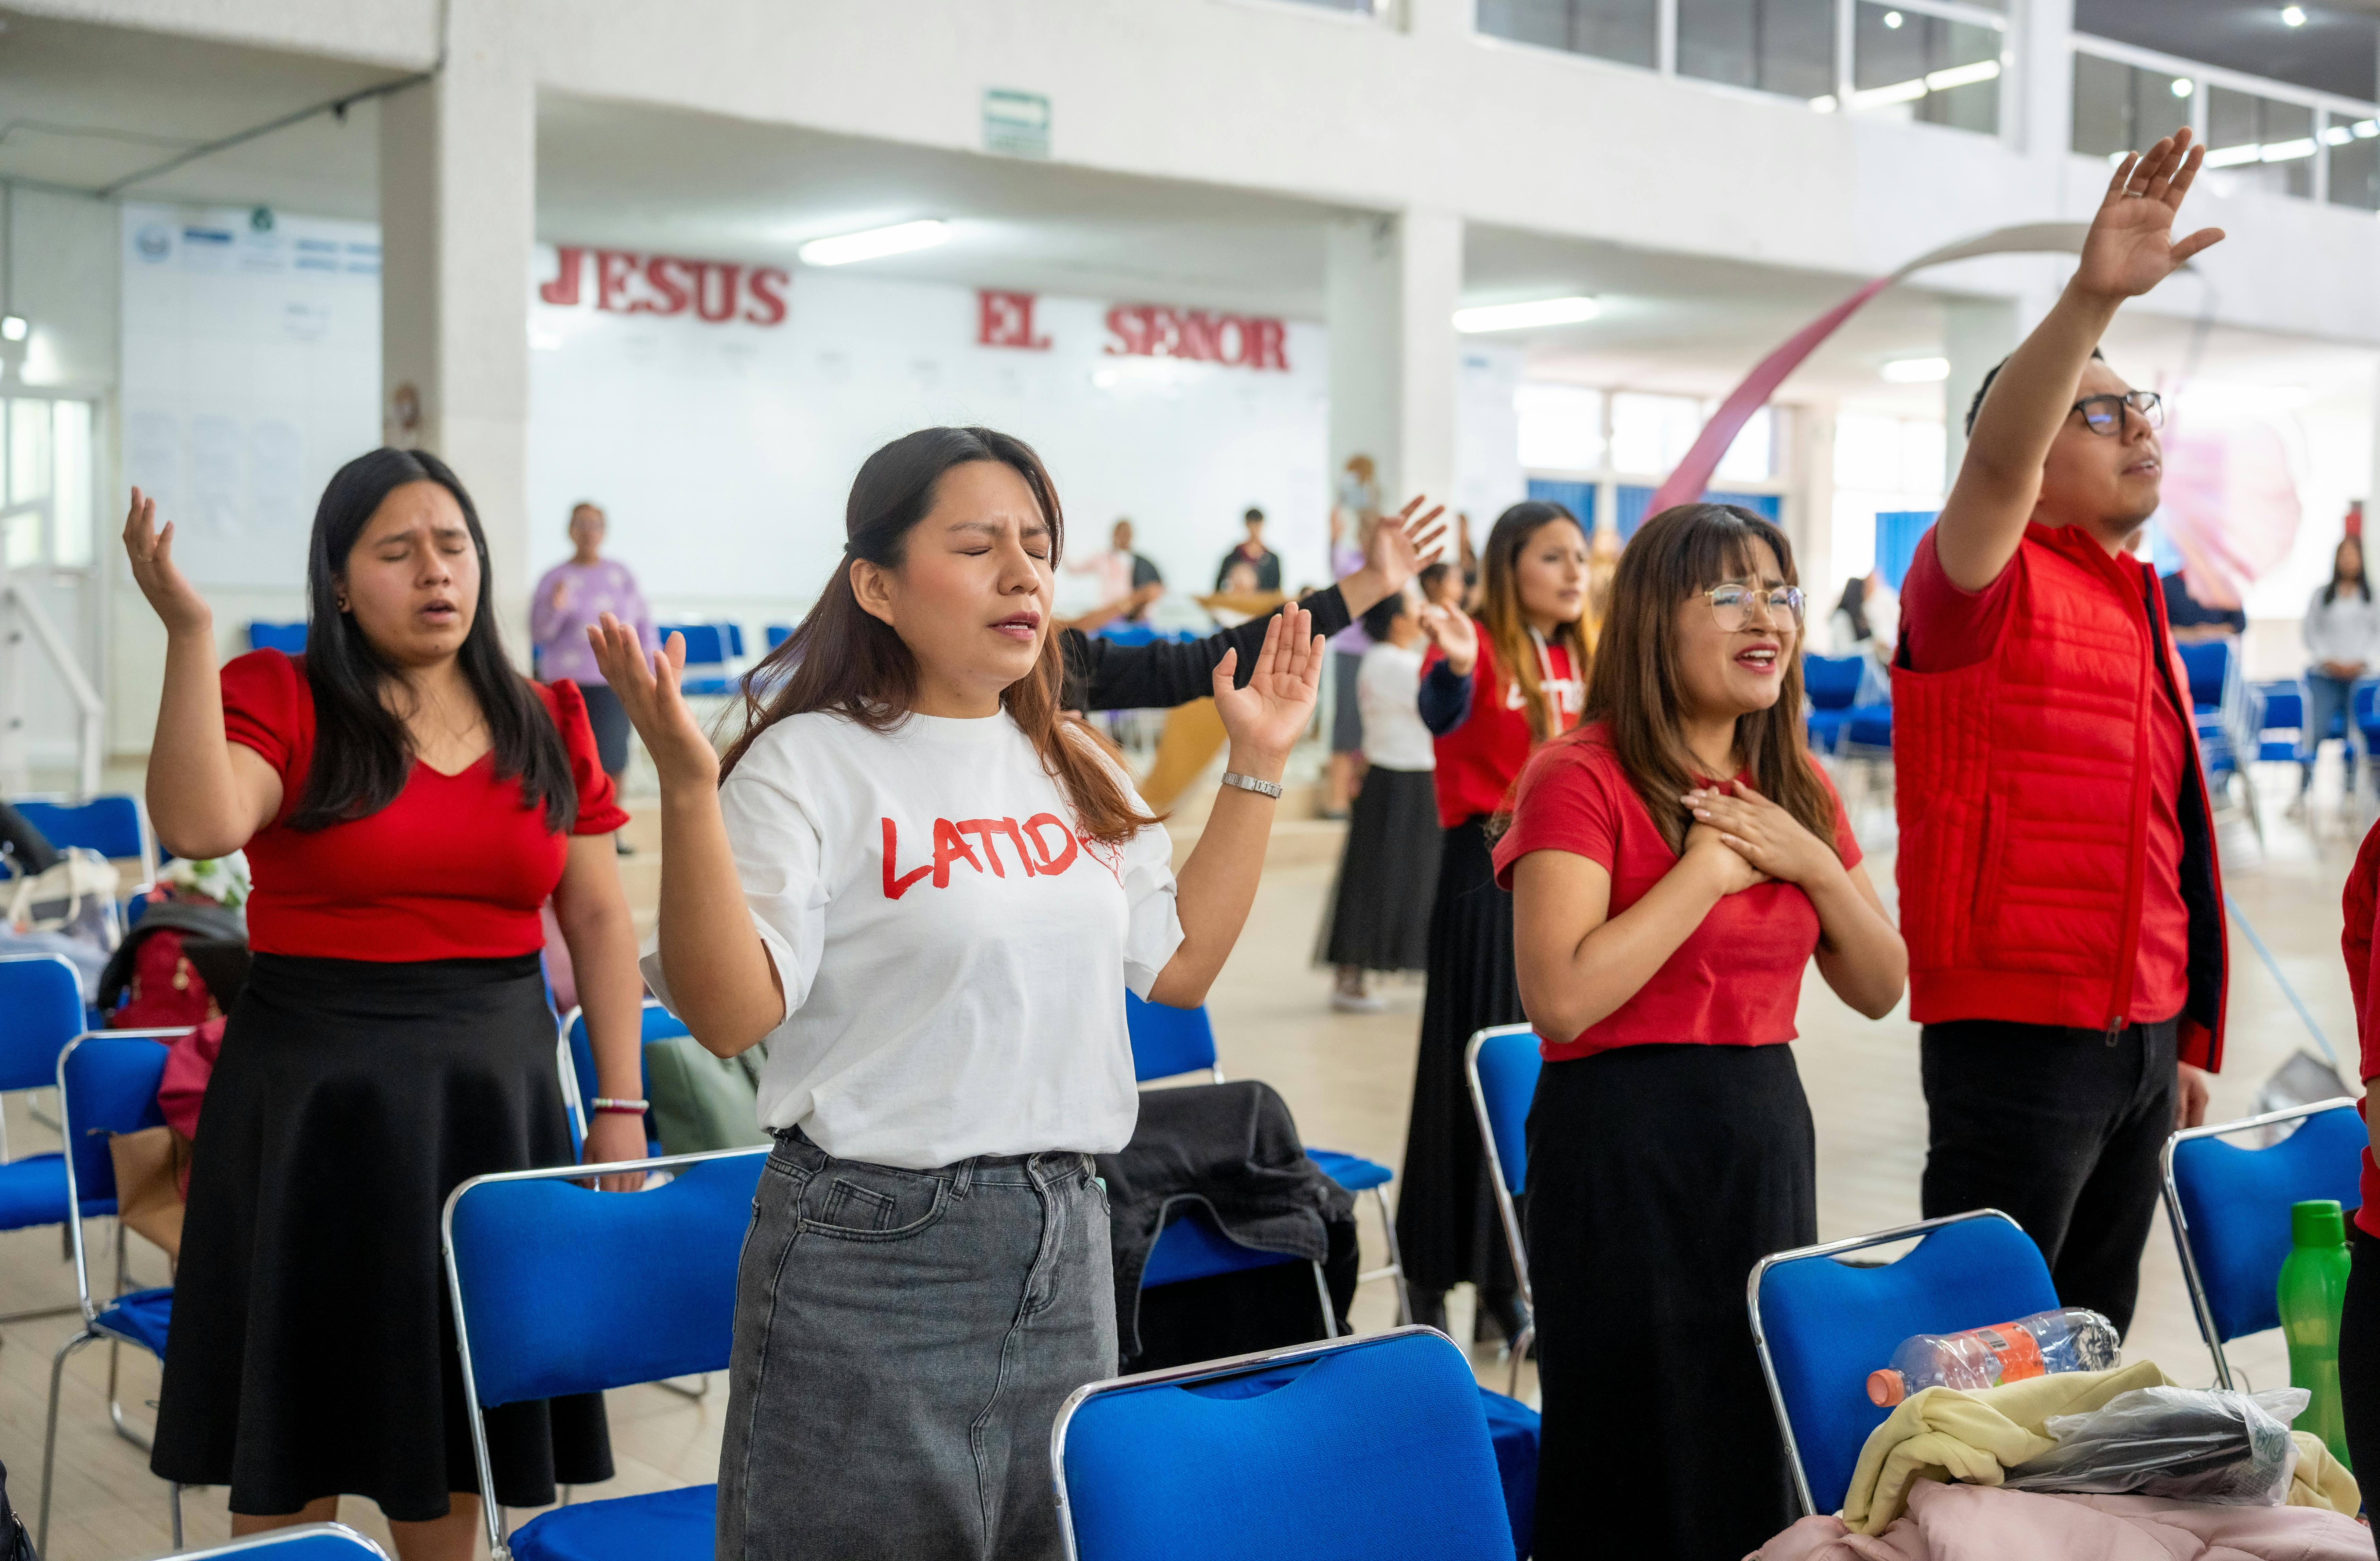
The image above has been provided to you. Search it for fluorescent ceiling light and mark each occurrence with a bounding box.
[2262,137,2318,161]
[1883,8,1904,25]
[1881,356,1950,383]
[1925,59,2001,91]
[2203,142,2264,167]
[1454,296,1602,333]
[2327,124,2355,144]
[2172,77,2195,97]
[1809,93,1839,112]
[1851,77,1928,109]
[2282,5,2308,25]
[2358,119,2380,137]
[0,315,23,342]
[797,219,950,267]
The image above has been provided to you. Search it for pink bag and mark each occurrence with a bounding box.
[156,1017,226,1198]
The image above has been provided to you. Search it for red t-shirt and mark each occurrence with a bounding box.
[1425,631,1584,828]
[221,649,629,962]
[1900,532,2190,1024]
[1490,723,1861,1060]
[2340,823,2380,1238]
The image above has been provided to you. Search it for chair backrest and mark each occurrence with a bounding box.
[15,794,155,879]
[724,622,746,658]
[2257,681,2304,732]
[1801,654,1864,712]
[246,621,308,655]
[1054,1327,1512,1561]
[2176,638,2231,712]
[1751,1209,2058,1517]
[443,1146,767,1409]
[0,953,87,1094]
[59,1030,180,1312]
[765,624,793,650]
[1124,990,1220,1083]
[1465,1024,1539,1197]
[2167,1101,2365,1346]
[563,999,689,1109]
[2357,678,2380,727]
[660,624,728,668]
[170,1522,391,1558]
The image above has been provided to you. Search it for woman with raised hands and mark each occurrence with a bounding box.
[587,425,1319,1561]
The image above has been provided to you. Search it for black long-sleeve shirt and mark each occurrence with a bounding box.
[1416,659,1473,737]
[1062,585,1354,711]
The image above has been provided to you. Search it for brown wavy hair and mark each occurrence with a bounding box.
[1478,501,1592,743]
[718,427,1157,845]
[1576,502,1838,856]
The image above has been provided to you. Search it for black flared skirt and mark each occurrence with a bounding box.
[153,952,611,1521]
[1527,1043,1817,1561]
[1314,765,1441,974]
[1393,815,1526,1299]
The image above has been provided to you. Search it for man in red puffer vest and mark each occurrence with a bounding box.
[1894,130,2229,1339]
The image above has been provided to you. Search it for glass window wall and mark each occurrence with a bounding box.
[2326,110,2380,211]
[1853,3,2001,134]
[1678,0,1834,101]
[1475,0,1659,69]
[2070,53,2193,157]
[2205,86,2316,198]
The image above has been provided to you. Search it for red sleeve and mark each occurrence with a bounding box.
[1900,528,2020,674]
[1816,763,1863,871]
[1491,736,1619,889]
[2345,821,2380,1082]
[542,679,631,836]
[220,648,300,781]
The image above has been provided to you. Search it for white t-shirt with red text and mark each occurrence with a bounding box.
[644,706,1183,1168]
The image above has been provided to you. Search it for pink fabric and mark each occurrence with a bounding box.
[156,1017,226,1143]
[1750,1480,2372,1561]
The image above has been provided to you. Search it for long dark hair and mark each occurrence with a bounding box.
[1476,501,1591,743]
[1834,575,1871,642]
[1574,503,1838,856]
[290,448,576,834]
[2327,536,2370,606]
[720,427,1157,845]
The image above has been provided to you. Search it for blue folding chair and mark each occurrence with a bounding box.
[14,793,161,884]
[246,620,308,655]
[1123,990,1402,1323]
[1465,1023,1539,1395]
[1053,1327,1516,1561]
[443,1145,769,1561]
[658,624,736,697]
[0,954,99,1327]
[169,1523,392,1558]
[2257,680,2313,764]
[1801,655,1863,754]
[2162,1098,2364,1388]
[764,625,793,651]
[560,998,689,1153]
[40,1029,196,1554]
[1749,1209,2057,1518]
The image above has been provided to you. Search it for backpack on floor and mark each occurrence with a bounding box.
[0,1453,38,1561]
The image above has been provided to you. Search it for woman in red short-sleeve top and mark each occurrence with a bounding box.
[121,449,649,1558]
[1496,503,1906,1561]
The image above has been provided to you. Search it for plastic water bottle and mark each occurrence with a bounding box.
[2278,1198,2354,1471]
[1867,1307,2121,1407]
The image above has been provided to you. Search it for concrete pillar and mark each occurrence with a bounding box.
[1795,397,1838,603]
[2009,0,2074,159]
[378,1,536,662]
[1326,207,1463,512]
[1943,297,2018,483]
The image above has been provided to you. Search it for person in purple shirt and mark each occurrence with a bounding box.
[531,502,655,854]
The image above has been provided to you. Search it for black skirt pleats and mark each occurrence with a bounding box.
[1314,766,1442,974]
[1393,815,1525,1299]
[153,952,612,1522]
[1526,1042,1817,1561]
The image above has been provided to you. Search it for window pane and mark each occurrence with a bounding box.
[1901,419,1946,494]
[1679,0,1834,100]
[3,510,38,571]
[53,401,92,568]
[2207,87,2316,198]
[2071,51,2133,156]
[1834,413,1905,491]
[2329,112,2380,211]
[10,400,51,508]
[1855,4,2001,136]
[1516,383,1608,471]
[1611,392,1703,474]
[1477,0,1659,69]
[1714,405,1777,481]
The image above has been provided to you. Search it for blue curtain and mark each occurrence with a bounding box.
[1612,486,1781,541]
[1874,510,1937,592]
[1524,478,1596,527]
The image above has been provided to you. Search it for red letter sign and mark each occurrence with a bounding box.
[978,290,1050,350]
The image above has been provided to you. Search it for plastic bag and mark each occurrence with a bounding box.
[2002,1385,2307,1506]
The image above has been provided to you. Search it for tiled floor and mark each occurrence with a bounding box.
[2,758,2366,1559]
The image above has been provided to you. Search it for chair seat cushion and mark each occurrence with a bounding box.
[94,1286,173,1356]
[0,1152,70,1231]
[1307,1149,1391,1193]
[510,1483,716,1561]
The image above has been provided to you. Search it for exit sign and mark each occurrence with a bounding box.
[984,89,1050,159]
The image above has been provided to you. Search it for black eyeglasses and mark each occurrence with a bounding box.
[2071,390,2163,436]
[1704,583,1805,632]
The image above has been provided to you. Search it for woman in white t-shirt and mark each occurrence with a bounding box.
[587,425,1319,1561]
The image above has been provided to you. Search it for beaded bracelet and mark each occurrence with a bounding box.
[591,1097,650,1115]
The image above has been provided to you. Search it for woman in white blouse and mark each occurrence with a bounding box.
[588,426,1318,1561]
[2303,536,2380,801]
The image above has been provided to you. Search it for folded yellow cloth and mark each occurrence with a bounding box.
[1841,1362,2365,1533]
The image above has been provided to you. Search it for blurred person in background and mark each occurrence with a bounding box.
[2161,565,2245,644]
[1324,470,1384,819]
[2302,535,2380,807]
[1399,499,1591,1342]
[1067,517,1164,621]
[531,501,655,854]
[1215,506,1282,593]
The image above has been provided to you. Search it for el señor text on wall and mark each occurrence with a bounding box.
[978,289,1290,371]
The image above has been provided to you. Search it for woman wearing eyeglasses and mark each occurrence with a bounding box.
[1498,502,1904,1560]
[1896,131,2227,1351]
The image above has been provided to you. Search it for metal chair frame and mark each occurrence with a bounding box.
[1747,1207,2029,1518]
[2159,1095,2360,1390]
[442,1144,769,1561]
[40,1027,198,1554]
[1463,1023,1538,1396]
[1048,1323,1457,1561]
[167,1521,392,1557]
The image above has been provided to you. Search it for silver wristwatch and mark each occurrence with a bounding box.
[1219,771,1285,800]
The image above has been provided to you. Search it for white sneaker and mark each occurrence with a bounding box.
[1331,990,1388,1014]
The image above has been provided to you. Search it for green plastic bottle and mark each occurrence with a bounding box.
[2278,1198,2354,1471]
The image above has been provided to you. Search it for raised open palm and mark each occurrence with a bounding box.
[122,487,213,635]
[1418,602,1478,675]
[2076,128,2225,300]
[587,614,720,791]
[1368,494,1450,590]
[1210,601,1322,765]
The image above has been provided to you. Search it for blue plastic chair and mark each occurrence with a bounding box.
[1750,1209,2057,1518]
[39,1029,196,1553]
[443,1145,769,1561]
[170,1522,392,1558]
[1123,990,1403,1323]
[0,955,105,1328]
[247,620,308,655]
[2162,1098,2365,1388]
[764,625,793,650]
[658,624,736,696]
[1465,1023,1539,1395]
[1801,655,1863,753]
[2257,680,2314,763]
[1842,703,1893,753]
[1053,1327,1515,1561]
[14,793,161,883]
[560,999,689,1157]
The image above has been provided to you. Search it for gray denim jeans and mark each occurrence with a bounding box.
[717,1128,1118,1561]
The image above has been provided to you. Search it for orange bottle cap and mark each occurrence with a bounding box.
[1867,1369,1906,1407]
